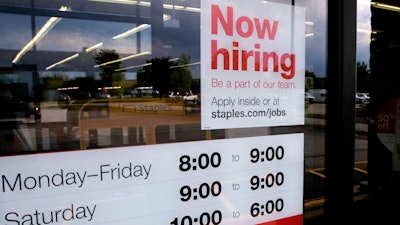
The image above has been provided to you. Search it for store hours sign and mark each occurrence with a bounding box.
[0,134,303,225]
[201,0,306,130]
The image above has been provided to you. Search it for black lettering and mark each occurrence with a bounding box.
[2,174,21,192]
[5,212,20,224]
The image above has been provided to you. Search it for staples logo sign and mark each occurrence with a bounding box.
[201,0,305,130]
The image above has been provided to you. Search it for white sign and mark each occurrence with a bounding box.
[0,134,304,225]
[201,0,305,130]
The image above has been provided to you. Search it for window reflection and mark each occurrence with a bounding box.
[0,1,335,223]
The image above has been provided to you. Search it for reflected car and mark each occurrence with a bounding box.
[131,87,159,97]
[183,91,198,104]
[57,94,71,109]
[356,92,370,104]
[356,101,369,118]
[0,94,41,121]
[305,92,315,104]
[168,91,183,99]
[96,92,110,99]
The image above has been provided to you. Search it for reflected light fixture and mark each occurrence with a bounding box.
[305,21,314,37]
[94,51,151,68]
[12,6,71,64]
[46,53,79,70]
[85,42,104,53]
[357,28,372,34]
[115,63,152,72]
[170,62,201,69]
[115,62,152,71]
[371,2,400,12]
[116,57,180,71]
[58,87,79,91]
[305,21,314,26]
[89,0,200,12]
[163,4,201,13]
[46,42,102,70]
[113,14,171,39]
[89,0,150,6]
[113,24,151,39]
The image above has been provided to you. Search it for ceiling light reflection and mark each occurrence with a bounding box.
[371,2,400,12]
[115,62,152,71]
[46,53,79,70]
[85,42,104,53]
[170,62,201,69]
[305,21,314,26]
[116,57,181,71]
[113,14,170,39]
[113,24,151,39]
[88,0,151,7]
[89,0,201,12]
[12,6,71,64]
[94,51,151,68]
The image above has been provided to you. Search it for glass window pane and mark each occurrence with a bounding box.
[0,1,351,224]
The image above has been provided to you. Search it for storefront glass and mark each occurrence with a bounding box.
[0,0,383,224]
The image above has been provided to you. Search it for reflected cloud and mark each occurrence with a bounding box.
[357,0,372,65]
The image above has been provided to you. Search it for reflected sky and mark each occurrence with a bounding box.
[357,0,372,66]
[0,14,151,54]
[0,0,371,79]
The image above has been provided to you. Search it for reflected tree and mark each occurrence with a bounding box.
[140,56,172,96]
[356,61,371,93]
[42,73,68,90]
[170,54,193,93]
[65,76,98,99]
[138,53,193,96]
[94,49,126,88]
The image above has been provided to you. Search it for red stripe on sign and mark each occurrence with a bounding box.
[257,214,303,225]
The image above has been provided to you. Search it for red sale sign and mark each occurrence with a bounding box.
[374,99,400,172]
[375,99,396,154]
[201,0,305,130]
[375,99,396,134]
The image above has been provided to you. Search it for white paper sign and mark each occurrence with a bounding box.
[0,134,304,225]
[201,0,305,130]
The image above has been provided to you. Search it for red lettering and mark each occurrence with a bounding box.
[211,40,229,70]
[236,16,253,38]
[254,44,261,71]
[241,49,254,71]
[211,78,223,87]
[211,4,233,35]
[210,40,296,79]
[211,4,279,40]
[280,53,296,79]
[262,52,279,73]
[233,42,239,70]
[254,18,279,40]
